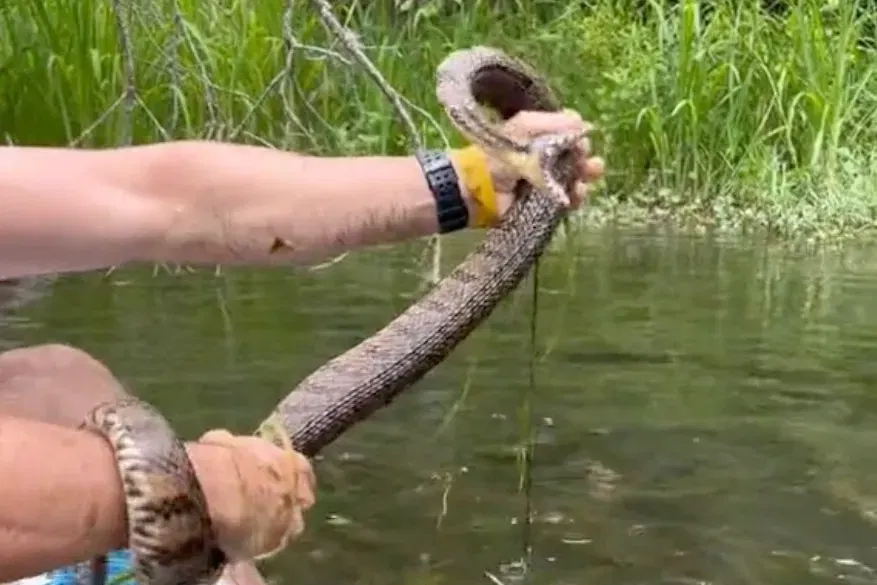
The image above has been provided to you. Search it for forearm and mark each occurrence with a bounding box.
[0,415,235,581]
[147,142,452,266]
[0,141,464,278]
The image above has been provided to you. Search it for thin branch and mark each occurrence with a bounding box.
[110,0,136,146]
[308,0,423,148]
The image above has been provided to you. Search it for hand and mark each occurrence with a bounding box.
[459,109,605,228]
[189,429,316,561]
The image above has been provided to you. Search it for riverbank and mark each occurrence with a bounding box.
[1,0,875,240]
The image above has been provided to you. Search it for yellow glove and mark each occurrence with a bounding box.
[449,145,499,229]
[446,110,604,230]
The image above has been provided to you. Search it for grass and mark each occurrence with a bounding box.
[2,0,877,240]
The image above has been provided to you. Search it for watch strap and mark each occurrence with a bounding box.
[415,149,470,234]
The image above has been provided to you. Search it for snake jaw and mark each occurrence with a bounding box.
[484,147,540,189]
[533,130,588,208]
[490,130,584,208]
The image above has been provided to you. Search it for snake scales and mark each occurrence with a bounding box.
[81,46,584,585]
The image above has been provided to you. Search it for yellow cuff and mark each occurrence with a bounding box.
[449,145,498,228]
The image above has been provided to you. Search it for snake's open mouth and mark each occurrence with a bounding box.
[470,60,558,120]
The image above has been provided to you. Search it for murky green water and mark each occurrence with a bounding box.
[5,227,877,585]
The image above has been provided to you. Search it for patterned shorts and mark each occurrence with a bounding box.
[36,550,133,585]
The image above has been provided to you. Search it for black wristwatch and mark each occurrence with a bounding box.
[415,149,469,234]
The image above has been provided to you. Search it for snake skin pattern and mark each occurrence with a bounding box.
[81,46,581,585]
[81,398,226,585]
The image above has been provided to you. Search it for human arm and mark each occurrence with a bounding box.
[0,111,604,280]
[0,143,444,279]
[0,415,313,582]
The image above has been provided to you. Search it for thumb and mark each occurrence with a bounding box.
[502,108,591,140]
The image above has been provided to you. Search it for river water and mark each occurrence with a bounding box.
[4,226,877,585]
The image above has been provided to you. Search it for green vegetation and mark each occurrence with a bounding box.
[2,0,877,239]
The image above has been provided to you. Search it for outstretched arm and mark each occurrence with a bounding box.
[0,111,603,280]
[0,141,457,279]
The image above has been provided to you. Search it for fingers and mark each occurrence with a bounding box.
[292,450,317,510]
[505,109,592,136]
[566,158,605,211]
[506,109,605,202]
[199,429,316,501]
[197,429,316,561]
[199,428,235,444]
[580,156,605,183]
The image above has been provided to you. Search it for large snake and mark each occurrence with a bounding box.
[80,46,584,585]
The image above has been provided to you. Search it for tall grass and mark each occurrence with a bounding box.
[2,0,877,238]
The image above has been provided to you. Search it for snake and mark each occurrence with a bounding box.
[79,45,585,585]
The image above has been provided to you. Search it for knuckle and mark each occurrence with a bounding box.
[199,428,235,444]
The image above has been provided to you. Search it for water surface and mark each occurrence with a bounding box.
[5,227,877,585]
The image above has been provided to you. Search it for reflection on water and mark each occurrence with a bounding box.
[6,227,877,585]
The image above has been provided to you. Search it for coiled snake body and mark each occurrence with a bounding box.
[82,46,583,585]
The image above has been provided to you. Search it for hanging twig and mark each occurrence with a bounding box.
[110,0,136,146]
[308,0,422,147]
[307,0,443,284]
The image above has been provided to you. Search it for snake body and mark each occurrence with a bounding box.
[273,46,581,456]
[83,46,582,585]
[81,399,226,585]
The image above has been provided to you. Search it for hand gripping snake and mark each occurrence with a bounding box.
[79,46,585,585]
